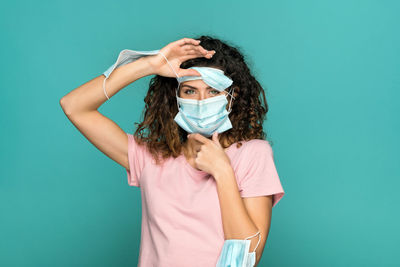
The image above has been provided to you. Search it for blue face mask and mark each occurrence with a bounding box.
[216,231,261,267]
[171,65,236,137]
[174,88,235,137]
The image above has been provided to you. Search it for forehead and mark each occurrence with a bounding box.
[179,79,212,89]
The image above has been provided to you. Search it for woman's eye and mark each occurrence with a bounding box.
[183,89,219,95]
[184,89,195,94]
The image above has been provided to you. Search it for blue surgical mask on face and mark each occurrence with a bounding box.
[174,86,235,137]
[172,66,236,137]
[216,231,261,267]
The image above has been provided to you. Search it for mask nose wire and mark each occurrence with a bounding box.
[158,51,181,111]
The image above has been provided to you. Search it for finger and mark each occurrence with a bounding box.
[212,131,219,144]
[195,45,209,55]
[182,44,209,56]
[180,50,214,62]
[188,133,211,144]
[182,48,205,56]
[181,52,213,62]
[194,144,202,153]
[179,54,213,65]
[179,38,201,47]
[178,68,202,77]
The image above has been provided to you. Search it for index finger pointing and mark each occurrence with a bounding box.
[188,133,212,144]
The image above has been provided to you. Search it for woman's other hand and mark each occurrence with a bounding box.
[145,37,216,78]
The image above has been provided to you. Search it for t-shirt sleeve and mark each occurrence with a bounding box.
[238,140,285,208]
[125,133,147,187]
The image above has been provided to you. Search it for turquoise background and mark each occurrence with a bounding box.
[1,0,399,266]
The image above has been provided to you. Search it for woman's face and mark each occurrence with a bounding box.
[178,79,227,100]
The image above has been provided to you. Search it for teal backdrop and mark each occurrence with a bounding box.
[1,0,399,266]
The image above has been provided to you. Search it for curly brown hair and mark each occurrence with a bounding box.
[133,34,272,165]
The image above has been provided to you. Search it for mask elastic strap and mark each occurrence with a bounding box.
[159,51,180,79]
[245,231,261,253]
[159,51,182,112]
[226,87,235,112]
[175,82,181,111]
[103,76,110,100]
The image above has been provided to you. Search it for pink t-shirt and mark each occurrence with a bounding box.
[125,133,285,267]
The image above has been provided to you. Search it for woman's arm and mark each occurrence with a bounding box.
[59,56,154,170]
[60,56,153,114]
[60,37,212,171]
[214,168,270,266]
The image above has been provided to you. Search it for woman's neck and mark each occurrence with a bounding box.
[182,134,230,160]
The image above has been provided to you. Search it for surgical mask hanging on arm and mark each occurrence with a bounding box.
[216,231,261,267]
[102,49,160,100]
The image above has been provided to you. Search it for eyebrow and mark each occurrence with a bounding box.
[181,85,213,89]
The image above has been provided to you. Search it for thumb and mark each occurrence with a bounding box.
[212,131,221,146]
[178,69,201,77]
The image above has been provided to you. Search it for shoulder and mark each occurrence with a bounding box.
[126,133,152,155]
[240,139,273,155]
[227,139,274,162]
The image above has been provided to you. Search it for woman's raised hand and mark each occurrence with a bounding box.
[145,38,216,78]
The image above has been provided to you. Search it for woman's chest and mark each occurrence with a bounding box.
[139,160,223,226]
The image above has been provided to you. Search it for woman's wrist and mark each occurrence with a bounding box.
[127,56,157,77]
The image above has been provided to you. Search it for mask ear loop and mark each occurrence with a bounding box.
[175,82,181,111]
[226,87,235,112]
[245,231,262,253]
[158,51,181,111]
[103,76,110,100]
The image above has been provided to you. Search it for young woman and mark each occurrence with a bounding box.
[60,35,285,267]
